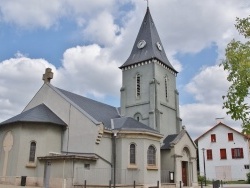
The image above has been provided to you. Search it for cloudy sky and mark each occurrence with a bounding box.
[0,0,249,139]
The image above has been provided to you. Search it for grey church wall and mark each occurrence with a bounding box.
[16,123,62,176]
[160,150,174,172]
[160,109,178,137]
[154,63,180,136]
[121,63,153,123]
[0,124,21,178]
[0,122,62,186]
[23,84,100,154]
[120,61,181,137]
[62,106,98,153]
[143,138,161,185]
[171,133,198,186]
[154,63,177,109]
[95,133,112,167]
[115,134,161,185]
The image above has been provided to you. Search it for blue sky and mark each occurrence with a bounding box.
[0,0,249,139]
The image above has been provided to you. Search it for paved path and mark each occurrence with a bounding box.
[0,185,40,188]
[222,185,250,188]
[0,184,249,188]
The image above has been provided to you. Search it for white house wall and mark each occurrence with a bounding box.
[198,125,249,181]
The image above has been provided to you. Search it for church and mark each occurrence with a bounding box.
[0,7,197,188]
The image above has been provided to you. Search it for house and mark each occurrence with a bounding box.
[0,6,198,188]
[195,122,250,181]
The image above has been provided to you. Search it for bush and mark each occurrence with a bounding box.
[198,175,206,183]
[246,172,250,183]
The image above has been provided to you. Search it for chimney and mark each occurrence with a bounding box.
[216,117,224,124]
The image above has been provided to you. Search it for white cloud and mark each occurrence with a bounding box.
[185,65,230,104]
[0,0,249,140]
[180,103,242,139]
[65,0,115,16]
[181,65,242,139]
[149,0,250,57]
[0,0,65,28]
[0,55,55,121]
[0,44,122,123]
[57,44,121,99]
[83,11,121,46]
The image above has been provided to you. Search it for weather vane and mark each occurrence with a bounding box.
[145,0,149,7]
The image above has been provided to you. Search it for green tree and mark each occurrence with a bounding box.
[221,16,250,134]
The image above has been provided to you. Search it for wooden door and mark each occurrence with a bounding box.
[182,161,187,186]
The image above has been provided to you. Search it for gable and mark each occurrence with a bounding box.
[22,83,120,129]
[195,122,246,143]
[161,130,197,151]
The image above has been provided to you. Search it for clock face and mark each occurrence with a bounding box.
[137,40,146,49]
[156,42,162,51]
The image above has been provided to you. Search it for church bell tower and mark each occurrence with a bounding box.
[119,7,182,137]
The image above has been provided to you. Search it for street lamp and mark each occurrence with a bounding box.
[201,148,206,186]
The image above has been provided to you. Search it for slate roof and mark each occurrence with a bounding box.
[120,7,177,73]
[161,129,197,150]
[195,122,247,142]
[56,87,120,128]
[0,104,66,127]
[112,117,160,134]
[161,134,178,150]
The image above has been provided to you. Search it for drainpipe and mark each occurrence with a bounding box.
[112,130,118,188]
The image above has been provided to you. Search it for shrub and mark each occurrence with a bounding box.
[246,172,250,183]
[198,175,206,183]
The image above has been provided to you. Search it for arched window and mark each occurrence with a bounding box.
[29,141,36,162]
[147,145,156,165]
[136,73,141,98]
[130,144,136,164]
[134,113,142,121]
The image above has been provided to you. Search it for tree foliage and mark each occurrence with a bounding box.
[221,15,250,134]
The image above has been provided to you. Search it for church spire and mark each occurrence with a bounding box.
[120,7,177,73]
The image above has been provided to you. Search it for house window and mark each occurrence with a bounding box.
[136,73,141,98]
[130,144,136,164]
[29,141,36,162]
[244,165,249,169]
[206,149,213,160]
[231,148,244,159]
[211,134,216,142]
[147,145,156,165]
[220,148,227,159]
[228,133,233,141]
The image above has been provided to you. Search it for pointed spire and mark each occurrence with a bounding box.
[120,7,177,73]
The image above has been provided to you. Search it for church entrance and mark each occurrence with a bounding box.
[182,161,188,186]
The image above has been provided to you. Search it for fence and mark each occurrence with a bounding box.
[74,168,173,186]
